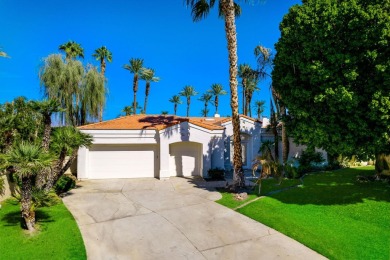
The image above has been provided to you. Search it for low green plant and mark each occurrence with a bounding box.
[284,161,299,179]
[0,174,4,195]
[297,149,325,176]
[207,168,225,180]
[54,175,76,194]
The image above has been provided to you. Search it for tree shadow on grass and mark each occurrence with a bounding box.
[1,202,53,230]
[268,168,390,206]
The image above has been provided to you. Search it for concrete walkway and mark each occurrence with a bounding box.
[63,177,326,260]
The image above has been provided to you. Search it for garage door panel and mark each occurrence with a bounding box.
[89,145,156,179]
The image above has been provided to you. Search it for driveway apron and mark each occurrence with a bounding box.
[62,177,326,260]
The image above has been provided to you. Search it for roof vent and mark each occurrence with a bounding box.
[205,118,215,121]
[214,114,220,118]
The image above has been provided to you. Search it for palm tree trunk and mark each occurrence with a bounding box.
[144,82,150,114]
[242,79,245,114]
[133,74,138,115]
[174,104,177,115]
[215,96,219,114]
[101,59,106,76]
[44,149,67,192]
[21,176,35,232]
[222,0,244,188]
[245,91,250,116]
[187,98,190,117]
[42,114,51,151]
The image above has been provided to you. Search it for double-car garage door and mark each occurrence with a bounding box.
[88,144,157,179]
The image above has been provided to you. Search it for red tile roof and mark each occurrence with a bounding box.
[78,114,260,131]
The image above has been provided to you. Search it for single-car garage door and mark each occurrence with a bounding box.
[88,144,157,179]
[169,142,201,177]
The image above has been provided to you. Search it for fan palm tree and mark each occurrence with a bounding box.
[254,100,265,120]
[123,58,144,115]
[208,83,227,115]
[186,0,245,187]
[180,85,198,117]
[169,95,182,115]
[29,99,63,151]
[200,108,210,117]
[92,46,112,76]
[0,48,9,58]
[199,92,213,117]
[140,68,160,114]
[238,64,252,114]
[245,77,260,117]
[1,142,53,231]
[59,41,84,61]
[44,127,92,191]
[122,106,134,116]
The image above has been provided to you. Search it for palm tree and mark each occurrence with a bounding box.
[44,127,92,192]
[254,100,265,120]
[245,77,260,117]
[122,106,134,116]
[161,111,169,115]
[268,98,280,162]
[29,99,63,151]
[59,41,84,61]
[208,83,227,115]
[199,92,213,117]
[238,64,252,114]
[180,85,198,117]
[2,142,53,231]
[140,68,160,114]
[272,87,289,165]
[186,0,244,187]
[0,48,9,58]
[169,95,182,115]
[200,108,209,117]
[92,46,112,76]
[123,58,144,115]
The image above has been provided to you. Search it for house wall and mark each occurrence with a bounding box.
[158,122,224,179]
[222,117,262,170]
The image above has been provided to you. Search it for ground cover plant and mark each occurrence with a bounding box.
[0,199,86,259]
[217,167,390,259]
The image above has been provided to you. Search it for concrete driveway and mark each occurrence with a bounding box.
[63,177,326,260]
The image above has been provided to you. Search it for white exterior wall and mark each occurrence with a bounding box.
[159,122,224,178]
[222,117,262,169]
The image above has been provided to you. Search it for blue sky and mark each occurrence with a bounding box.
[0,0,301,120]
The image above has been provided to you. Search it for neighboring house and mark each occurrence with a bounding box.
[77,114,262,179]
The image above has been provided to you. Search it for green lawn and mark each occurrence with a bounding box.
[217,167,390,260]
[0,199,86,260]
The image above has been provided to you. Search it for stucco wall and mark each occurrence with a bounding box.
[0,174,17,202]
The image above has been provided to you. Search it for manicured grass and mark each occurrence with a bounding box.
[0,199,86,259]
[217,167,390,260]
[217,177,301,209]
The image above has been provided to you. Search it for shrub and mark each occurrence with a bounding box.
[207,168,225,180]
[297,149,325,176]
[284,161,299,179]
[32,188,61,207]
[54,175,76,194]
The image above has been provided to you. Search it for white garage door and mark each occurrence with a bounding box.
[88,144,157,179]
[169,142,201,177]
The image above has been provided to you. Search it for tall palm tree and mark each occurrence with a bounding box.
[44,127,92,191]
[238,64,252,114]
[208,83,227,115]
[92,46,112,76]
[140,68,160,114]
[123,58,144,115]
[245,77,260,117]
[272,87,289,165]
[180,85,198,117]
[169,95,182,115]
[199,92,213,117]
[2,142,53,231]
[59,41,84,61]
[254,100,265,120]
[29,99,63,151]
[186,0,245,187]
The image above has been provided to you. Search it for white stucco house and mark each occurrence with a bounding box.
[77,114,262,179]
